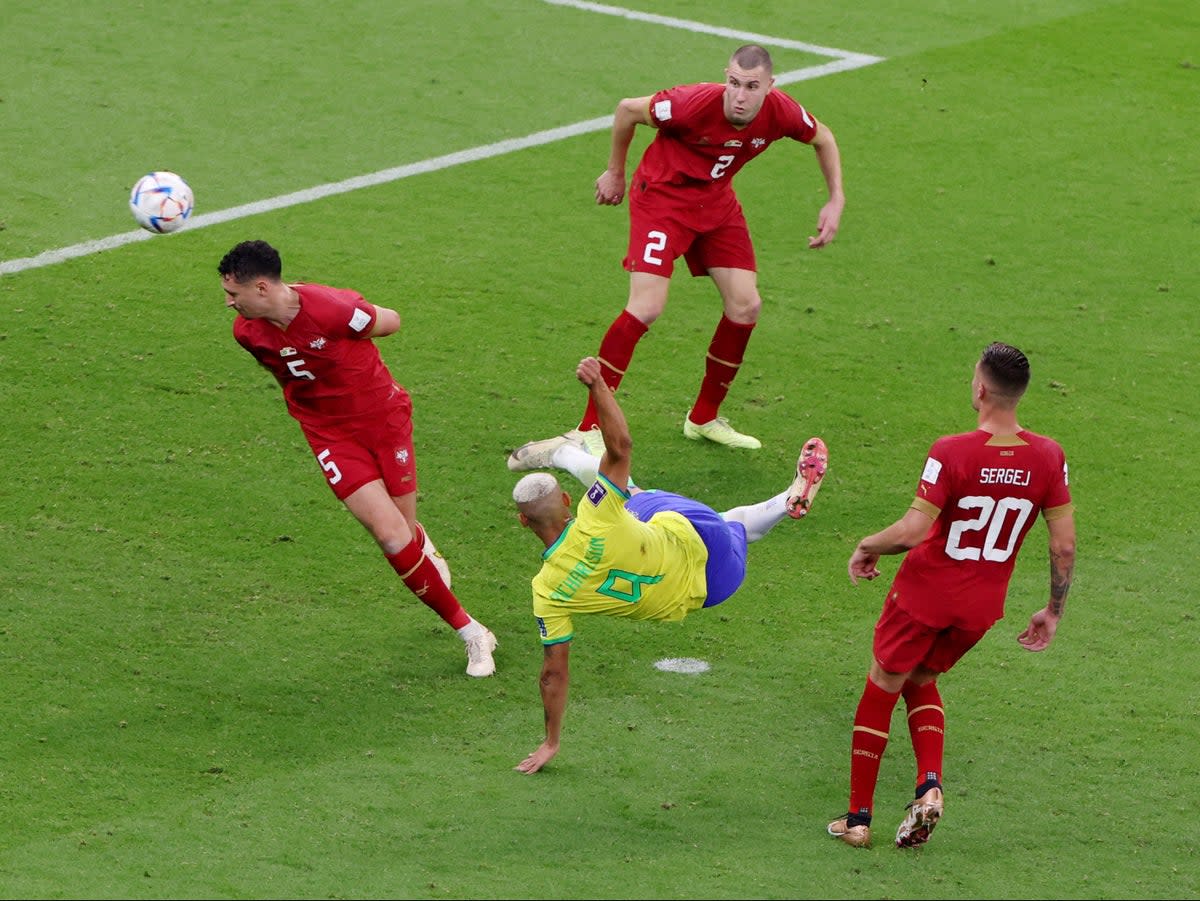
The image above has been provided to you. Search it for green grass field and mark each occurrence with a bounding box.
[2,1,1197,898]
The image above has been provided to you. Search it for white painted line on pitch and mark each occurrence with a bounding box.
[542,0,885,65]
[0,118,611,277]
[0,10,883,278]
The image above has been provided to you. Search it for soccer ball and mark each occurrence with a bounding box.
[129,171,194,233]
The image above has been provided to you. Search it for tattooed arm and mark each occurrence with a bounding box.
[1017,512,1077,651]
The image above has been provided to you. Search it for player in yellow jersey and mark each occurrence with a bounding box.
[512,356,828,773]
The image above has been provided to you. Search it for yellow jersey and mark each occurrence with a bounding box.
[531,476,709,644]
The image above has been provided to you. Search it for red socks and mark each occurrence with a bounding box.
[902,680,945,788]
[577,311,756,429]
[385,536,469,630]
[689,315,755,424]
[578,311,649,431]
[847,677,902,818]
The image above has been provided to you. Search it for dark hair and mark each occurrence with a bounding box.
[217,240,282,282]
[731,44,773,75]
[979,342,1030,399]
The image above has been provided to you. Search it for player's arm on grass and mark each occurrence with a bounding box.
[576,356,632,493]
[848,506,934,584]
[515,641,571,774]
[1018,511,1077,651]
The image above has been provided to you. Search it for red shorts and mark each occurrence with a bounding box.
[298,396,417,501]
[872,593,989,675]
[623,182,756,278]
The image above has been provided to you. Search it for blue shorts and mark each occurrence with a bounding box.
[625,490,748,606]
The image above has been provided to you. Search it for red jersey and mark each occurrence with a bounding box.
[233,283,405,427]
[890,429,1073,632]
[636,82,819,192]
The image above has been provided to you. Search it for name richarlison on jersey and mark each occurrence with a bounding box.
[550,536,606,602]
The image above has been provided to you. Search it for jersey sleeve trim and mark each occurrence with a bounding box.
[597,472,631,499]
[1042,502,1075,521]
[911,496,940,518]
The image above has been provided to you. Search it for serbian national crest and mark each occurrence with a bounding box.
[395,448,409,464]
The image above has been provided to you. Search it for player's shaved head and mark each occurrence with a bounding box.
[730,44,773,75]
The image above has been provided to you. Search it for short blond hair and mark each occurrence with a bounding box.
[513,472,560,504]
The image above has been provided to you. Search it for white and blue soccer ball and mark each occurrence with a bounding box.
[129,171,194,233]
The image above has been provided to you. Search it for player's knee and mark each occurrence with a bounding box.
[626,297,666,324]
[374,522,416,556]
[725,293,761,322]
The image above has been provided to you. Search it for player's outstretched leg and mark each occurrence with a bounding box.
[720,440,827,541]
[785,436,828,519]
[567,427,606,458]
[507,432,585,472]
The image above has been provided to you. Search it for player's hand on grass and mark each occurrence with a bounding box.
[515,741,558,774]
